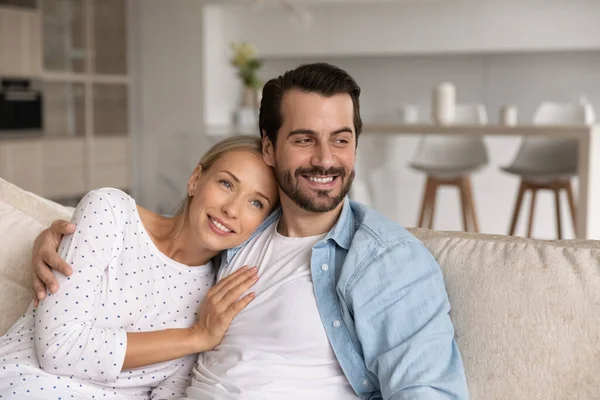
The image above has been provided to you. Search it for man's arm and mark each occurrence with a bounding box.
[349,238,468,399]
[31,219,75,305]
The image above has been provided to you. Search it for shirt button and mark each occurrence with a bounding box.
[332,320,341,328]
[321,264,329,271]
[362,379,369,387]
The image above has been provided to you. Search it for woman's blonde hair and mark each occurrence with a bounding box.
[169,135,264,238]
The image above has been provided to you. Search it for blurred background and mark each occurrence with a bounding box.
[1,0,599,239]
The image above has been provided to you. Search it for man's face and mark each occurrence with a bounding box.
[262,89,356,213]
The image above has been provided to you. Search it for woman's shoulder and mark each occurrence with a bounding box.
[74,188,137,221]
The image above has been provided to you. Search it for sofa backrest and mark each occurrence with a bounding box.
[409,227,600,400]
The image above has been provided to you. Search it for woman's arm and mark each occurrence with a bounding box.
[35,190,127,382]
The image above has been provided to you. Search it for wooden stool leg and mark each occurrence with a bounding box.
[527,187,537,238]
[427,178,439,230]
[554,184,563,240]
[417,176,433,228]
[459,177,471,232]
[565,179,577,235]
[464,176,479,233]
[508,181,526,236]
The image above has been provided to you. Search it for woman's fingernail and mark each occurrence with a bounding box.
[37,291,44,299]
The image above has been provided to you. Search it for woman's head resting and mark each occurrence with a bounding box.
[180,135,278,252]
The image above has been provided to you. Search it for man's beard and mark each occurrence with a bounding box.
[276,165,355,213]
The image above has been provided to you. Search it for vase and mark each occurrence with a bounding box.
[242,87,258,108]
[432,82,456,125]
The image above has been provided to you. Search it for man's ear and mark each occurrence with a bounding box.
[187,163,203,196]
[262,131,275,167]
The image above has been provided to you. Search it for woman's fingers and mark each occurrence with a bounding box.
[225,293,256,320]
[217,273,258,309]
[210,266,258,301]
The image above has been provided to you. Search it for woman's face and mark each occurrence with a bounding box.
[187,150,278,252]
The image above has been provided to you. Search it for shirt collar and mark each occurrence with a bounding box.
[322,197,353,250]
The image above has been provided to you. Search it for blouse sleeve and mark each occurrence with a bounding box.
[35,189,128,383]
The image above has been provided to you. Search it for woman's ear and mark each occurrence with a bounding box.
[187,163,203,197]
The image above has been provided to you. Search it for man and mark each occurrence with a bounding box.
[32,63,468,399]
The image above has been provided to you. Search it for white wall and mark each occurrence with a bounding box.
[129,0,206,211]
[223,0,600,57]
[259,51,600,238]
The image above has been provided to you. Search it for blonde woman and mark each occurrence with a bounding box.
[0,135,279,399]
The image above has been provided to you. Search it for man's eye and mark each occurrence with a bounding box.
[219,180,232,189]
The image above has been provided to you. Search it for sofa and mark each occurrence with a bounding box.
[1,176,598,399]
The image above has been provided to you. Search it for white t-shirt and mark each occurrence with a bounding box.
[0,189,215,400]
[185,221,359,399]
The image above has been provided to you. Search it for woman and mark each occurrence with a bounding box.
[0,135,279,399]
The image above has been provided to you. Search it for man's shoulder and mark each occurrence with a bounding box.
[348,200,417,246]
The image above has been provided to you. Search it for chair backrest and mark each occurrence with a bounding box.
[507,101,596,174]
[411,103,489,169]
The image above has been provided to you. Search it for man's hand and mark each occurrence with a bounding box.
[31,219,76,306]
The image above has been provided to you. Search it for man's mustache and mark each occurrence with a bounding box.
[294,167,346,178]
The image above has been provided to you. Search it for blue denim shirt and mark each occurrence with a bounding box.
[221,198,469,399]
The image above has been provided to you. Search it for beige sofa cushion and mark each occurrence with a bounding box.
[0,178,73,335]
[409,228,600,400]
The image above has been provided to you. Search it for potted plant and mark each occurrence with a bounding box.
[231,41,262,110]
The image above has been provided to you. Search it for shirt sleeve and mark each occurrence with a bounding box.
[150,354,197,400]
[349,238,469,400]
[35,189,128,383]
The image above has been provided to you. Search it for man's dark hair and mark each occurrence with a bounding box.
[259,63,362,146]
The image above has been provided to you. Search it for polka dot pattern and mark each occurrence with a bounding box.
[0,188,214,399]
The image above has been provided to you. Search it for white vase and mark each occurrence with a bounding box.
[500,105,518,126]
[432,82,456,125]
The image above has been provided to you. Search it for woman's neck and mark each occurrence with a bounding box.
[137,206,218,266]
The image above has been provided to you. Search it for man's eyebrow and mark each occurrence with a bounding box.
[287,129,317,138]
[287,127,354,138]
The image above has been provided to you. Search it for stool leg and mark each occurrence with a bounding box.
[565,179,577,235]
[527,187,537,238]
[554,184,563,240]
[459,178,471,232]
[508,181,526,236]
[417,176,432,228]
[427,178,439,230]
[464,176,479,233]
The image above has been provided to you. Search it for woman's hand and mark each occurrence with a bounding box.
[190,266,259,352]
[31,219,76,306]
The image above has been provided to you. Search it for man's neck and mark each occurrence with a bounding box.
[277,196,344,238]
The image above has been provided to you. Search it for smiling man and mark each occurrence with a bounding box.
[184,63,469,399]
[30,63,468,399]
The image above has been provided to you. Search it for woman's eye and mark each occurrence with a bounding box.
[219,179,233,189]
[250,199,264,209]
